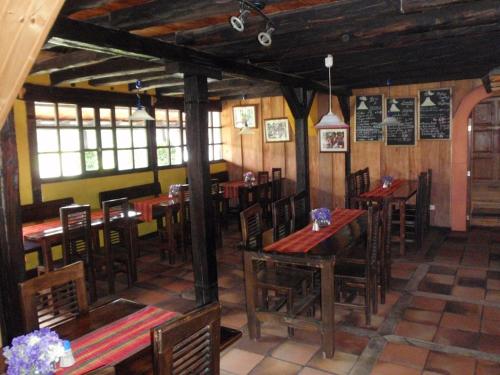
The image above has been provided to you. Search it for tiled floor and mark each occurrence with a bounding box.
[95,225,500,374]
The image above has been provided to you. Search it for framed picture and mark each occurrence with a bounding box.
[264,118,290,142]
[233,105,257,129]
[319,128,348,152]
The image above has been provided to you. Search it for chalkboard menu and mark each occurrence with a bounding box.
[355,95,383,141]
[419,88,452,139]
[386,97,416,146]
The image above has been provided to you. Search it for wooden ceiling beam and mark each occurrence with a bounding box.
[60,0,112,16]
[88,72,181,87]
[127,76,185,91]
[50,58,165,85]
[399,0,477,13]
[30,51,114,75]
[48,17,346,94]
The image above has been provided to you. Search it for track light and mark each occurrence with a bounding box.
[258,24,275,47]
[230,9,250,32]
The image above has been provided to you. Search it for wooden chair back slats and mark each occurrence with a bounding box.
[291,191,308,231]
[60,205,93,265]
[257,171,269,185]
[240,204,264,251]
[272,196,294,241]
[271,168,282,202]
[152,302,221,375]
[19,261,89,332]
[360,167,370,194]
[345,173,358,208]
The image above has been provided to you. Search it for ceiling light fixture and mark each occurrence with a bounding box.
[380,79,402,127]
[130,80,154,121]
[258,23,275,46]
[230,8,250,32]
[315,54,348,128]
[229,0,277,47]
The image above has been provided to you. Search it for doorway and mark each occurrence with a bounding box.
[470,97,500,227]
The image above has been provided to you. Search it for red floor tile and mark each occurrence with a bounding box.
[378,342,428,370]
[425,351,476,375]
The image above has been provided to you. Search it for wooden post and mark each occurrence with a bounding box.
[281,86,316,213]
[184,74,218,306]
[0,112,26,342]
[338,95,352,178]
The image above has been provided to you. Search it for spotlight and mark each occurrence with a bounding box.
[258,24,275,46]
[230,9,250,32]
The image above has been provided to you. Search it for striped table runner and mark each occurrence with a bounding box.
[361,179,404,198]
[23,211,103,237]
[264,208,365,254]
[221,181,245,200]
[131,195,170,222]
[57,306,176,375]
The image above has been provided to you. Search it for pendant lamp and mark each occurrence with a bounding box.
[380,79,402,127]
[315,54,348,128]
[130,80,154,121]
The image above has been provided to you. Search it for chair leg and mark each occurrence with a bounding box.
[287,290,294,337]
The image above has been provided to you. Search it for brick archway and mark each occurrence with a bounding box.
[451,85,492,231]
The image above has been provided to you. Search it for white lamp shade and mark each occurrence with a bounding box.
[130,107,154,121]
[421,97,436,107]
[315,111,348,128]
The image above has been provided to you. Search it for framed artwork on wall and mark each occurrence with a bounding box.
[264,118,290,142]
[319,128,348,152]
[233,105,257,129]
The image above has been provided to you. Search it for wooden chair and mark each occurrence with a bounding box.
[271,168,282,202]
[240,204,313,335]
[257,171,269,185]
[291,191,308,231]
[152,302,221,375]
[96,198,135,294]
[334,205,381,325]
[60,205,97,302]
[19,261,89,332]
[272,196,294,241]
[360,167,370,194]
[345,172,359,208]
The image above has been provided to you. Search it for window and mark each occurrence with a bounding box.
[155,109,185,167]
[208,111,223,161]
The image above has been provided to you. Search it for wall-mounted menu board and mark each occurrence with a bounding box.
[355,95,383,141]
[419,88,452,139]
[385,97,416,146]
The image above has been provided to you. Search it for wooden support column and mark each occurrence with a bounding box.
[281,86,316,213]
[0,112,26,342]
[338,95,352,178]
[184,74,218,306]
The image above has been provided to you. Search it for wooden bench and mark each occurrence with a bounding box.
[98,182,161,207]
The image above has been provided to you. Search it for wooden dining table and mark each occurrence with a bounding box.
[243,209,368,358]
[360,179,418,255]
[23,210,142,274]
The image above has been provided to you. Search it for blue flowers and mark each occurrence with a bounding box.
[243,172,255,185]
[382,176,394,188]
[311,208,332,227]
[3,328,65,375]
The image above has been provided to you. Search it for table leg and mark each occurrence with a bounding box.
[41,239,54,272]
[129,222,139,283]
[321,260,335,358]
[243,251,260,340]
[399,200,406,256]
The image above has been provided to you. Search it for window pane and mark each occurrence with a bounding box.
[132,119,146,127]
[102,150,115,169]
[183,130,187,145]
[134,148,148,169]
[157,147,170,167]
[213,128,222,143]
[85,151,99,171]
[214,144,222,160]
[156,129,169,147]
[155,109,167,126]
[117,149,133,170]
[83,129,97,149]
[168,110,180,127]
[101,129,114,148]
[35,102,56,127]
[81,107,95,127]
[58,104,78,126]
[212,112,221,127]
[115,107,130,126]
[116,128,132,149]
[208,145,214,161]
[208,128,213,144]
[99,108,112,127]
[183,146,188,162]
[170,147,182,165]
[182,112,186,123]
[169,129,182,146]
[61,152,82,176]
[39,153,61,179]
[208,112,212,127]
[60,129,80,151]
[37,129,59,152]
[133,128,147,148]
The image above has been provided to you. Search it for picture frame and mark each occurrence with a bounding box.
[233,105,257,129]
[319,128,348,152]
[264,118,290,142]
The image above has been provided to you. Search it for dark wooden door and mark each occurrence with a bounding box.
[472,98,500,182]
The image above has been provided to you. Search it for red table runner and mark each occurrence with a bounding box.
[264,208,365,254]
[221,181,245,200]
[131,195,169,222]
[23,211,103,237]
[361,179,404,198]
[57,306,176,375]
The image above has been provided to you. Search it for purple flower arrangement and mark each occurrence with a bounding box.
[3,328,65,375]
[168,184,182,197]
[382,176,394,189]
[243,171,255,185]
[311,208,332,228]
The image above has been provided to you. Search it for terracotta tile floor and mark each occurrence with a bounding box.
[93,225,500,374]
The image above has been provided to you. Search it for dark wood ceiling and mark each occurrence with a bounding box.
[31,0,500,99]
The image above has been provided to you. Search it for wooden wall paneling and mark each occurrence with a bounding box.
[308,98,320,209]
[332,96,347,208]
[269,96,287,176]
[284,101,297,196]
[240,98,263,174]
[223,100,243,180]
[317,94,334,209]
